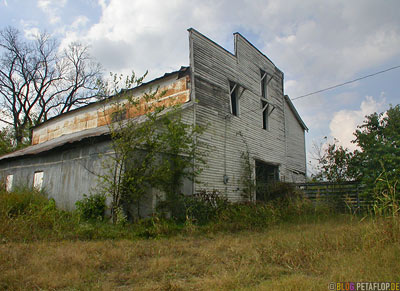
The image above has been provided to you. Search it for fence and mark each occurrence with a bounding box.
[294,181,371,212]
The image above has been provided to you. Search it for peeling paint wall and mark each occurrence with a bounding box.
[32,75,190,145]
[0,138,111,210]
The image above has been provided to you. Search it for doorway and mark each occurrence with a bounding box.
[255,160,279,201]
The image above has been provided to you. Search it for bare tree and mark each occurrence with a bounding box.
[0,26,102,146]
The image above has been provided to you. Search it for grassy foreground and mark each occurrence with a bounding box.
[2,217,400,290]
[1,189,400,290]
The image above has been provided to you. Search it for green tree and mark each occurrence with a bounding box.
[352,104,400,193]
[315,104,400,196]
[0,127,14,155]
[97,72,206,223]
[312,138,354,182]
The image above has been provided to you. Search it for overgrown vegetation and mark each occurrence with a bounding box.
[0,184,329,243]
[75,193,106,221]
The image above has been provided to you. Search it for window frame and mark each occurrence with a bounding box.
[260,69,274,130]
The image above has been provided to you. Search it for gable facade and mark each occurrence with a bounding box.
[189,29,307,200]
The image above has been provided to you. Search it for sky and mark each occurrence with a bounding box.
[1,0,399,175]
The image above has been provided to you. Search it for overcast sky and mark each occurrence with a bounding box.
[1,0,399,174]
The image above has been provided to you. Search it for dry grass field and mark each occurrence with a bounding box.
[1,217,400,290]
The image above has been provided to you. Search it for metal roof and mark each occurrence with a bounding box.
[0,102,194,162]
[0,124,110,161]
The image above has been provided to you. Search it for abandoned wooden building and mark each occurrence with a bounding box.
[0,29,308,214]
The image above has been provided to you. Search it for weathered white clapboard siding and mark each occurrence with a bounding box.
[189,29,306,200]
[284,99,307,182]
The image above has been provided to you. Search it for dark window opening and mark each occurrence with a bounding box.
[260,70,270,130]
[255,160,279,201]
[229,81,239,116]
[262,100,268,130]
[260,69,267,98]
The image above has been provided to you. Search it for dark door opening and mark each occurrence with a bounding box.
[255,160,279,201]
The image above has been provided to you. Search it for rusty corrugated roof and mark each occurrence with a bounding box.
[0,102,194,161]
[32,66,190,131]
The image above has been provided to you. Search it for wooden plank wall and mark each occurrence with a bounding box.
[189,29,307,201]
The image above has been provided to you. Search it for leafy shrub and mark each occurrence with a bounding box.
[184,190,229,225]
[75,194,106,221]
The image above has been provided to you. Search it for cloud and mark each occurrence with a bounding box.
[257,1,400,98]
[23,27,41,40]
[37,0,67,24]
[329,95,386,151]
[71,16,89,29]
[19,20,41,39]
[61,0,399,84]
[53,0,400,118]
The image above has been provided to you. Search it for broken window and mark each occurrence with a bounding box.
[33,171,44,191]
[5,174,13,192]
[229,81,239,116]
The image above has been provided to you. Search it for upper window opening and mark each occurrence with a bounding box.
[260,69,270,130]
[229,81,239,116]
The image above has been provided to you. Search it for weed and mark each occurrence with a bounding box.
[0,186,48,217]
